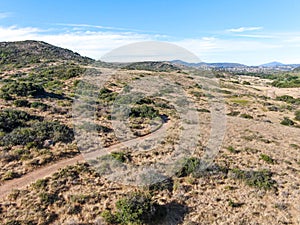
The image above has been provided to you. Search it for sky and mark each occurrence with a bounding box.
[0,0,300,65]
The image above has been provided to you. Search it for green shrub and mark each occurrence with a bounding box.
[0,109,35,132]
[102,192,159,225]
[98,88,117,102]
[175,157,201,177]
[227,111,240,116]
[227,146,240,153]
[242,81,251,85]
[231,169,276,190]
[129,105,159,119]
[240,113,253,119]
[276,95,300,105]
[101,210,117,224]
[13,99,29,107]
[0,92,13,100]
[260,154,274,164]
[0,121,74,147]
[1,81,45,97]
[30,101,48,111]
[295,110,300,121]
[2,170,20,180]
[39,192,58,205]
[111,152,127,163]
[280,117,295,126]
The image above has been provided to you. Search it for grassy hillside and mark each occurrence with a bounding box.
[0,40,93,69]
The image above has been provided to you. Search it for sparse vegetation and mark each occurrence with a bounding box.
[231,169,276,190]
[0,81,45,97]
[260,154,275,164]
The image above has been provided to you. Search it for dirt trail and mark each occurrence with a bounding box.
[0,120,170,199]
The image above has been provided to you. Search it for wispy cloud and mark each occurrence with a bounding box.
[227,26,263,33]
[53,23,158,34]
[0,12,11,19]
[234,34,275,39]
[0,25,300,65]
[0,26,155,59]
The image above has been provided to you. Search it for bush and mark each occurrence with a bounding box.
[39,192,59,205]
[231,169,276,190]
[13,99,29,107]
[102,192,160,225]
[227,146,240,153]
[175,157,201,177]
[260,154,274,164]
[276,95,300,105]
[1,81,45,97]
[0,109,35,132]
[129,105,159,119]
[0,92,13,100]
[242,81,251,85]
[30,101,48,111]
[240,113,253,119]
[295,110,300,121]
[111,152,127,163]
[0,121,74,147]
[280,117,295,126]
[98,88,117,102]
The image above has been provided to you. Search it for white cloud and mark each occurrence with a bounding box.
[0,25,300,65]
[227,26,263,33]
[0,26,155,59]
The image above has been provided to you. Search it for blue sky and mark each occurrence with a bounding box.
[0,0,300,65]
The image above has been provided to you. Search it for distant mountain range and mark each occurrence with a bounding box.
[171,60,300,70]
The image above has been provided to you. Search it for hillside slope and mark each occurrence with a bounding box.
[0,40,93,67]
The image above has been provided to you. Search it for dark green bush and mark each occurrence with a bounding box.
[98,88,117,102]
[30,101,48,111]
[242,81,251,85]
[0,109,35,132]
[231,169,276,190]
[39,192,59,205]
[102,192,159,225]
[276,95,300,105]
[0,92,13,100]
[280,117,295,126]
[129,105,159,119]
[0,121,74,147]
[175,157,201,177]
[240,113,253,119]
[1,81,45,97]
[295,110,300,121]
[13,99,29,107]
[111,152,127,163]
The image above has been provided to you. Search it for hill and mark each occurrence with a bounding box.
[171,60,247,68]
[259,61,284,67]
[0,40,93,68]
[123,61,181,72]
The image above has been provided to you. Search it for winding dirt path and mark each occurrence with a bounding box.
[0,120,170,199]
